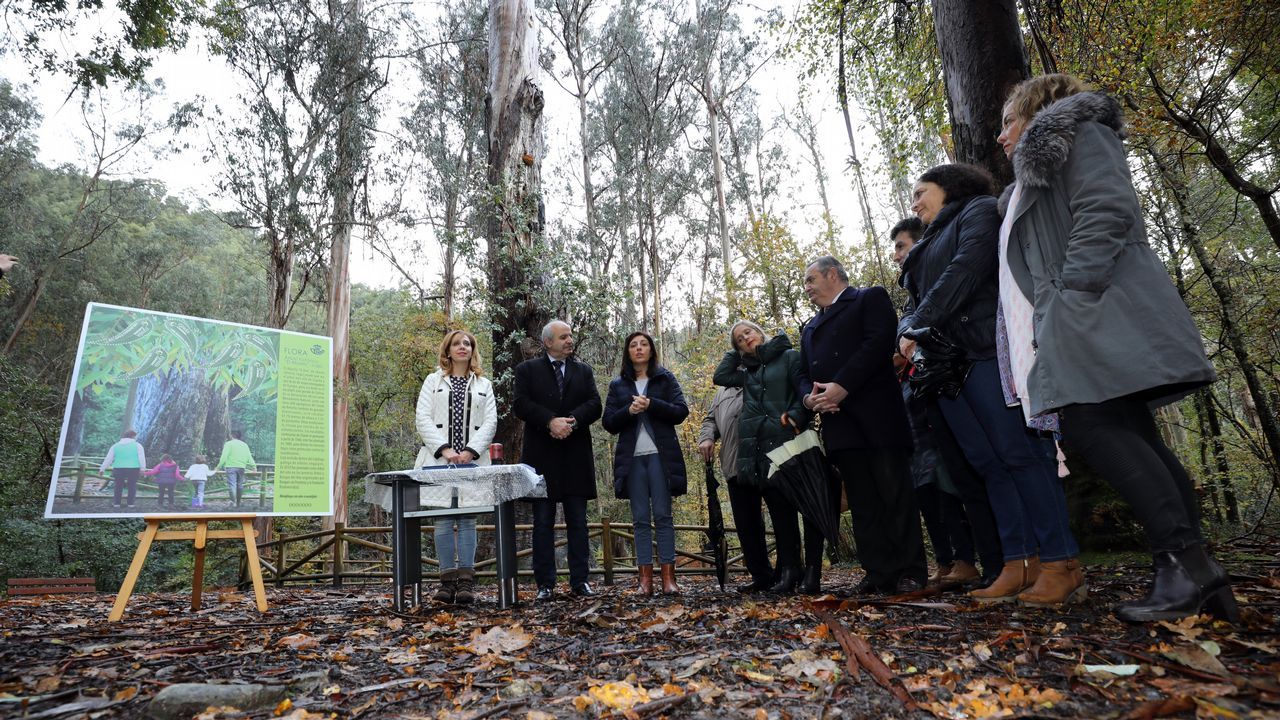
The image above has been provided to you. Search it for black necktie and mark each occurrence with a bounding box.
[552,360,566,397]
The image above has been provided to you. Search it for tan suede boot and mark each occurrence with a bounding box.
[637,565,654,596]
[1017,559,1087,607]
[941,559,981,584]
[927,563,954,587]
[969,557,1040,604]
[660,563,680,594]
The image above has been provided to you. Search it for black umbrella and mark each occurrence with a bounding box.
[766,429,841,543]
[703,462,729,591]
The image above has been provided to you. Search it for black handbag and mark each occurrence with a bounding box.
[903,327,973,400]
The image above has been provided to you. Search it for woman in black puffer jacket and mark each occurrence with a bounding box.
[897,163,1081,608]
[713,321,820,595]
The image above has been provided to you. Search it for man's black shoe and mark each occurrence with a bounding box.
[850,577,882,597]
[570,582,596,597]
[894,577,923,595]
[535,587,555,602]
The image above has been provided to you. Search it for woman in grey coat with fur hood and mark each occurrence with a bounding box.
[996,74,1234,623]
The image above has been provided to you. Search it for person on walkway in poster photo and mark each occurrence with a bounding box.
[214,429,257,506]
[897,163,1083,608]
[603,331,690,596]
[143,453,184,509]
[713,321,821,595]
[698,385,776,594]
[513,320,603,601]
[799,256,929,595]
[995,74,1232,622]
[100,429,146,509]
[186,454,211,509]
[414,328,498,605]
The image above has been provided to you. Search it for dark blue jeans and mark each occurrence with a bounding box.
[628,453,675,565]
[531,497,590,588]
[938,360,1078,563]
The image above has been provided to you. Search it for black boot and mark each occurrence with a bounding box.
[1116,544,1238,623]
[768,566,801,594]
[737,576,774,593]
[799,565,822,595]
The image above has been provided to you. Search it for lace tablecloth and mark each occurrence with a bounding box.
[364,464,546,511]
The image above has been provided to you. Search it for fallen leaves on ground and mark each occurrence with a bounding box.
[1,542,1279,719]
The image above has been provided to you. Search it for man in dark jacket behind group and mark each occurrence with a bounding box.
[798,256,928,594]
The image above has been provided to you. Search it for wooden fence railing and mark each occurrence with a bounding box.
[54,458,276,507]
[238,520,773,588]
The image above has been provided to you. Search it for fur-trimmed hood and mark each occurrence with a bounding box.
[1007,91,1125,193]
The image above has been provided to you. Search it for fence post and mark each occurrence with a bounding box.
[601,519,614,586]
[276,532,287,588]
[332,522,345,588]
[73,462,86,504]
[258,469,266,507]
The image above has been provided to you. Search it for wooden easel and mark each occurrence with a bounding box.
[108,513,269,622]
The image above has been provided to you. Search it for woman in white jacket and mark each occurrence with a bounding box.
[415,329,498,604]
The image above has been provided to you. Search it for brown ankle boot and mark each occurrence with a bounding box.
[434,569,458,604]
[660,563,679,594]
[454,568,476,605]
[928,563,954,587]
[638,565,654,595]
[1017,559,1087,607]
[941,559,981,584]
[969,557,1040,604]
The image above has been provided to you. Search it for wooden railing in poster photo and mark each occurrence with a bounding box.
[56,456,277,509]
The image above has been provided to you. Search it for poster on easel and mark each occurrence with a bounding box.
[46,302,334,519]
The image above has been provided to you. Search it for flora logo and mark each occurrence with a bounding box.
[311,344,324,355]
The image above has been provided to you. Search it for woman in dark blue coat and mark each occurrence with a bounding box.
[898,163,1081,608]
[603,331,690,595]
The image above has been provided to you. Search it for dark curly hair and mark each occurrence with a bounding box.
[620,331,660,380]
[917,163,996,206]
[889,216,925,242]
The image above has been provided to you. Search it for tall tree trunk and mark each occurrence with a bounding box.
[487,0,548,459]
[1149,148,1280,481]
[836,3,887,279]
[930,0,1029,186]
[133,368,218,464]
[323,0,369,534]
[722,109,757,228]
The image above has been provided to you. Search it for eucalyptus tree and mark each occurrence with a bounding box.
[594,0,700,338]
[538,0,622,279]
[486,0,552,455]
[402,0,489,318]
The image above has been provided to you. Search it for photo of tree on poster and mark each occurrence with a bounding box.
[47,303,332,518]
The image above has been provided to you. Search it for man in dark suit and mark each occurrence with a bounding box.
[798,256,927,594]
[513,320,603,600]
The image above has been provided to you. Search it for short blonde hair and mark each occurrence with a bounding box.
[1004,73,1092,123]
[438,329,485,376]
[729,320,766,352]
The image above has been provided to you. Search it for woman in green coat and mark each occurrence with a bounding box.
[714,321,821,594]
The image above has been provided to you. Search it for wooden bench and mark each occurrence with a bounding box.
[7,577,96,596]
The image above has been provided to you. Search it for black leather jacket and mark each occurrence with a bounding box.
[897,196,1000,361]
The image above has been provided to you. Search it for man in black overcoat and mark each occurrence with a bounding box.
[798,256,928,594]
[513,320,603,600]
